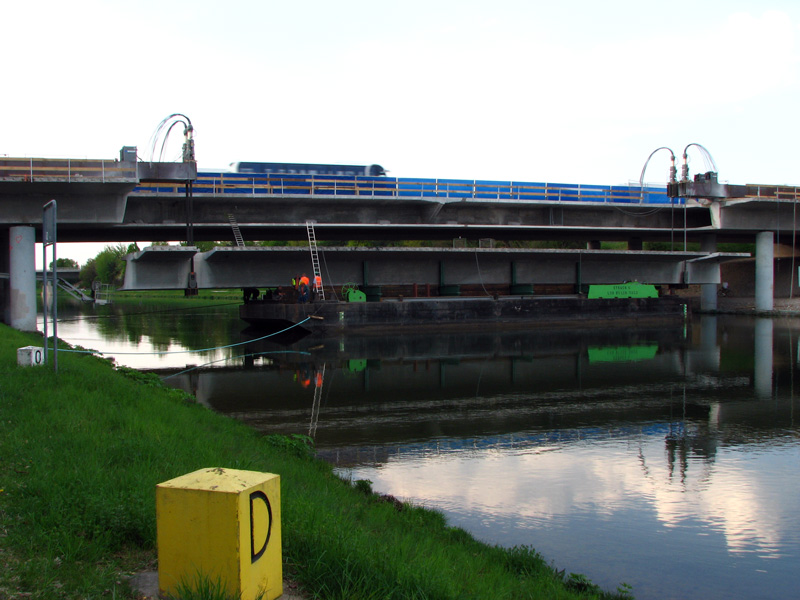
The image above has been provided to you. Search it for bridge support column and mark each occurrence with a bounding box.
[755,231,774,312]
[700,234,717,311]
[587,240,601,250]
[0,227,8,326]
[628,237,643,251]
[9,226,37,332]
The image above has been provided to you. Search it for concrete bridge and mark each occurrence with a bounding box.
[119,172,799,247]
[1,147,797,330]
[5,169,798,245]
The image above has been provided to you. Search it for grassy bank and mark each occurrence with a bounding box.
[0,324,631,600]
[110,290,243,302]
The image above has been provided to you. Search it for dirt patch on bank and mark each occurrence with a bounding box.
[130,571,308,599]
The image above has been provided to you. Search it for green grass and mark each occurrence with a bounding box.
[172,571,266,600]
[0,324,632,600]
[110,289,244,304]
[39,285,245,304]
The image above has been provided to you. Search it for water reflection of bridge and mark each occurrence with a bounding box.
[168,325,691,410]
[316,416,726,470]
[158,315,792,471]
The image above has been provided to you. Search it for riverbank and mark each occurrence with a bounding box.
[0,324,631,600]
[689,295,800,315]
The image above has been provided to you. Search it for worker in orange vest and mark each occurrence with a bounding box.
[312,275,322,300]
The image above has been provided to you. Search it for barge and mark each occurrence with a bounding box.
[239,285,688,334]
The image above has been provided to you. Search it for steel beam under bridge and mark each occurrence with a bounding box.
[121,246,748,291]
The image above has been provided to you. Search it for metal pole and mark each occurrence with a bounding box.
[671,195,675,250]
[53,224,58,373]
[185,180,194,247]
[43,200,58,372]
[684,201,687,251]
[42,232,48,365]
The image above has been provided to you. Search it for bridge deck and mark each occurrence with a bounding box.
[135,173,679,204]
[3,157,800,244]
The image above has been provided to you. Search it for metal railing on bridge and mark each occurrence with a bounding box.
[133,173,680,205]
[7,156,797,205]
[0,157,137,182]
[744,185,800,202]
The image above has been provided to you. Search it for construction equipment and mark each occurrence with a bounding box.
[341,283,366,302]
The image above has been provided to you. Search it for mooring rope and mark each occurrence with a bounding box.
[45,317,313,357]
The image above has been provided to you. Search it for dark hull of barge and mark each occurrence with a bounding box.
[239,295,689,334]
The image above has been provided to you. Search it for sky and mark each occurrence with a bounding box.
[3,0,799,266]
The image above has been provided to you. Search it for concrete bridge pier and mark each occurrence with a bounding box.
[755,231,774,312]
[0,227,7,326]
[7,226,37,331]
[700,234,718,311]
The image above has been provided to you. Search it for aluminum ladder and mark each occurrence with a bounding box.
[308,363,325,438]
[227,214,245,248]
[56,278,93,303]
[306,221,325,300]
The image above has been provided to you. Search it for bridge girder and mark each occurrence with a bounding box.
[121,245,746,291]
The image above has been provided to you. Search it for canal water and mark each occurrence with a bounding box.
[45,301,800,600]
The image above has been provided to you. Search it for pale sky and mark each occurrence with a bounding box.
[3,0,799,266]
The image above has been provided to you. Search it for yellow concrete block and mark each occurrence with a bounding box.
[156,467,282,600]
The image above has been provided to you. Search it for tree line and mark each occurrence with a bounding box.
[76,243,140,289]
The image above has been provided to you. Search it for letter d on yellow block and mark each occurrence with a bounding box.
[156,468,281,600]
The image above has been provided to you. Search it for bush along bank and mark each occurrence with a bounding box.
[0,324,633,600]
